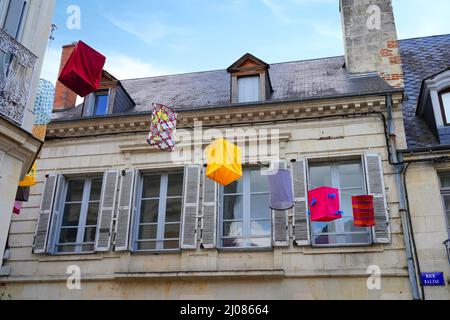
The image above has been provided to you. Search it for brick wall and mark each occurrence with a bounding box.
[53,43,78,110]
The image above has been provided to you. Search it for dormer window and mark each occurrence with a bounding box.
[93,90,109,116]
[439,88,450,126]
[237,75,260,103]
[227,53,273,104]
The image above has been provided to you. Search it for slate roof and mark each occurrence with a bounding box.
[53,56,398,121]
[399,34,450,149]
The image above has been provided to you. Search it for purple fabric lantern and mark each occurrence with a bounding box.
[268,169,294,211]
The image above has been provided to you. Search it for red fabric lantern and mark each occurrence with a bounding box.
[58,41,106,97]
[352,195,375,227]
[308,187,342,222]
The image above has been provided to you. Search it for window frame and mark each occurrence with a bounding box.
[439,88,450,126]
[132,170,185,253]
[237,75,261,103]
[307,158,373,248]
[53,176,103,255]
[438,173,450,237]
[218,168,272,250]
[92,89,110,116]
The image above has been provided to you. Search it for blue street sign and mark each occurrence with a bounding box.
[420,272,446,286]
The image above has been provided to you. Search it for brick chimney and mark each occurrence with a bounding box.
[340,0,404,88]
[53,42,78,110]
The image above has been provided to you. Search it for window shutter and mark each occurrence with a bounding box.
[201,170,218,249]
[33,173,59,254]
[292,158,310,246]
[95,170,119,252]
[114,169,136,251]
[181,165,201,249]
[271,160,289,247]
[364,153,391,243]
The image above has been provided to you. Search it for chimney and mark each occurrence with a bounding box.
[53,43,78,110]
[340,0,404,88]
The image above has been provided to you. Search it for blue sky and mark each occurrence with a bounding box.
[41,0,450,83]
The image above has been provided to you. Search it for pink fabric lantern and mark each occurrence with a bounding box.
[308,187,342,222]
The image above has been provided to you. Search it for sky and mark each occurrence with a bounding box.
[41,0,450,84]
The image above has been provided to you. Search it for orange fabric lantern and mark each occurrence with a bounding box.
[206,138,242,186]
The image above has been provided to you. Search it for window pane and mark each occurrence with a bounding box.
[250,169,269,193]
[222,238,244,248]
[440,175,450,188]
[251,221,271,236]
[66,180,84,202]
[338,163,363,188]
[164,224,180,239]
[142,175,161,198]
[164,240,179,249]
[224,179,243,194]
[62,203,81,226]
[57,245,76,253]
[94,94,108,116]
[237,75,260,103]
[167,173,184,197]
[82,244,95,252]
[251,194,270,219]
[442,92,450,123]
[140,200,159,223]
[86,202,100,225]
[223,195,243,220]
[165,198,182,223]
[309,165,332,189]
[223,221,243,237]
[139,225,158,240]
[312,221,337,234]
[83,227,97,242]
[90,178,103,201]
[137,241,156,251]
[250,238,271,247]
[59,228,78,244]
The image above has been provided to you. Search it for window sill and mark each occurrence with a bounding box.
[300,244,384,255]
[217,247,273,253]
[131,249,182,255]
[37,252,106,262]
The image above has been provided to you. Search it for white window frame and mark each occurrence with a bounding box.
[307,158,373,247]
[92,90,110,116]
[53,176,103,254]
[438,173,450,237]
[1,0,28,40]
[132,171,184,252]
[219,168,272,249]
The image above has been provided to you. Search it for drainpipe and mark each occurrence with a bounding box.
[386,94,422,300]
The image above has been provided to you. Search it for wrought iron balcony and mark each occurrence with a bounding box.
[0,27,37,126]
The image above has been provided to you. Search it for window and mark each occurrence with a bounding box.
[2,0,27,39]
[220,168,271,248]
[93,90,109,116]
[439,173,450,236]
[439,89,450,126]
[135,172,184,251]
[56,177,103,253]
[237,75,260,103]
[308,161,372,246]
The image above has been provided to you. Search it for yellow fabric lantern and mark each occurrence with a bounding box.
[19,163,37,187]
[206,138,243,186]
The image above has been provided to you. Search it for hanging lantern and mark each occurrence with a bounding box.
[268,168,294,211]
[13,201,22,215]
[19,163,37,188]
[58,41,106,97]
[15,186,30,202]
[206,138,242,186]
[147,103,178,152]
[352,195,375,227]
[33,79,55,126]
[308,186,342,222]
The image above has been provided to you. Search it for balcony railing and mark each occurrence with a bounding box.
[0,27,37,126]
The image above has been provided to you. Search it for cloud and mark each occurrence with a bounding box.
[105,14,188,47]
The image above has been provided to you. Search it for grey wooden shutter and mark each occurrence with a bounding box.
[292,158,310,246]
[201,172,218,249]
[46,175,66,254]
[181,165,201,249]
[271,160,289,247]
[364,153,391,243]
[114,169,136,251]
[3,0,27,38]
[33,173,59,254]
[95,170,119,252]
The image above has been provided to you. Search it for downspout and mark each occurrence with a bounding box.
[386,94,422,300]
